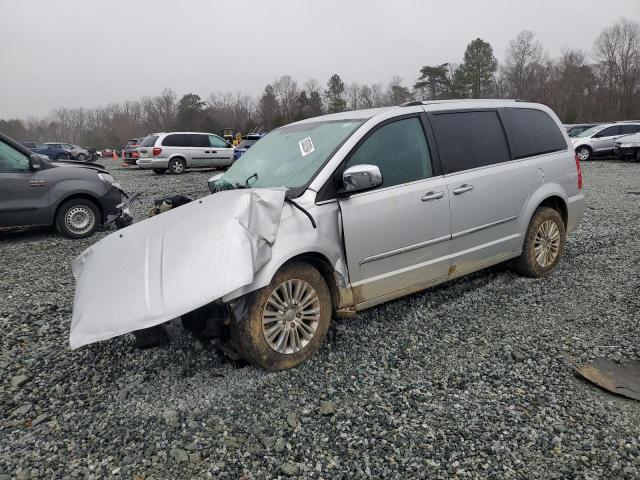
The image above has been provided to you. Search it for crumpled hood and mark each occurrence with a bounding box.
[70,188,285,349]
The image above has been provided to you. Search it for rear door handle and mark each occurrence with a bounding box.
[452,184,473,195]
[204,150,210,153]
[211,150,217,154]
[421,191,444,201]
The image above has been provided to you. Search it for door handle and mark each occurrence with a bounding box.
[211,150,217,154]
[204,150,210,153]
[452,184,473,195]
[421,191,444,201]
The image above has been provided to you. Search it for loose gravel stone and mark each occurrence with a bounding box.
[1,160,639,478]
[280,462,299,476]
[319,400,336,416]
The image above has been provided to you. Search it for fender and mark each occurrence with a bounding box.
[221,202,350,305]
[49,180,110,223]
[518,182,568,239]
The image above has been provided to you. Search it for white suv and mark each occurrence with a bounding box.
[572,122,640,161]
[136,132,234,174]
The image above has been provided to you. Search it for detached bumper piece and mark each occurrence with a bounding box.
[574,358,640,401]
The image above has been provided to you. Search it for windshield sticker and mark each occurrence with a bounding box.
[299,137,315,157]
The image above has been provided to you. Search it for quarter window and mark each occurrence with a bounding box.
[344,117,433,189]
[430,110,511,173]
[0,141,31,172]
[501,108,567,158]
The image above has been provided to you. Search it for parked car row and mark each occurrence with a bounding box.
[570,122,640,161]
[21,141,99,162]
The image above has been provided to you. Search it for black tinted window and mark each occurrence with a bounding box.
[190,134,210,147]
[621,124,640,134]
[430,111,511,173]
[502,108,567,159]
[162,134,188,147]
[345,117,432,189]
[597,126,622,137]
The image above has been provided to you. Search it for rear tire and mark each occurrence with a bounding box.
[230,262,332,370]
[513,207,566,278]
[575,146,592,161]
[168,158,186,174]
[55,153,67,160]
[55,198,101,239]
[634,150,640,163]
[152,168,166,174]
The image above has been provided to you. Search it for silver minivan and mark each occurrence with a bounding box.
[71,100,584,370]
[136,132,234,174]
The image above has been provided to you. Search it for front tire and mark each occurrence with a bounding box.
[575,146,592,161]
[55,198,101,239]
[76,153,87,161]
[513,207,566,278]
[168,158,186,174]
[230,262,332,370]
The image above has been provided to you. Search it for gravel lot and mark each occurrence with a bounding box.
[1,159,639,479]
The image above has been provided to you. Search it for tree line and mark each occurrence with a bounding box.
[1,18,639,149]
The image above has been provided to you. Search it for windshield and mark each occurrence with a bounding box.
[216,119,364,191]
[577,125,604,138]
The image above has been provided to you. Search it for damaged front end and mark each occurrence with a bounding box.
[70,188,285,349]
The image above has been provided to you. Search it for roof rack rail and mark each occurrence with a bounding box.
[399,100,424,107]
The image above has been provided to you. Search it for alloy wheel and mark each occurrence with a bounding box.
[534,220,561,267]
[261,279,321,354]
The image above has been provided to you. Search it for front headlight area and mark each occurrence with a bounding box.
[98,172,115,184]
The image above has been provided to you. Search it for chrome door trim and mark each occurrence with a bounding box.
[359,234,450,265]
[451,215,518,239]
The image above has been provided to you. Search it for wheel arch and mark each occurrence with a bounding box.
[52,192,103,225]
[279,252,341,314]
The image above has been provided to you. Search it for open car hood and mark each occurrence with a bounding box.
[70,188,285,349]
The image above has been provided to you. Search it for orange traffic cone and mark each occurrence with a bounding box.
[112,151,117,162]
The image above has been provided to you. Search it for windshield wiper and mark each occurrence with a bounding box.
[245,173,258,188]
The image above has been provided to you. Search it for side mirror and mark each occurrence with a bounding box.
[340,164,382,195]
[30,154,43,170]
[207,172,224,193]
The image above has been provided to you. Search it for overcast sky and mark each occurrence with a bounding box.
[1,0,639,118]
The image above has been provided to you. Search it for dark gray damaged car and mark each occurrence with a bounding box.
[0,132,132,238]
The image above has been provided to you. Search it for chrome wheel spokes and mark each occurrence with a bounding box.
[262,279,320,355]
[534,220,561,267]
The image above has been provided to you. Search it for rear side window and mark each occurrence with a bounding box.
[140,135,158,147]
[621,124,640,134]
[162,134,188,147]
[430,110,511,173]
[501,108,567,159]
[344,117,433,189]
[595,126,622,137]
